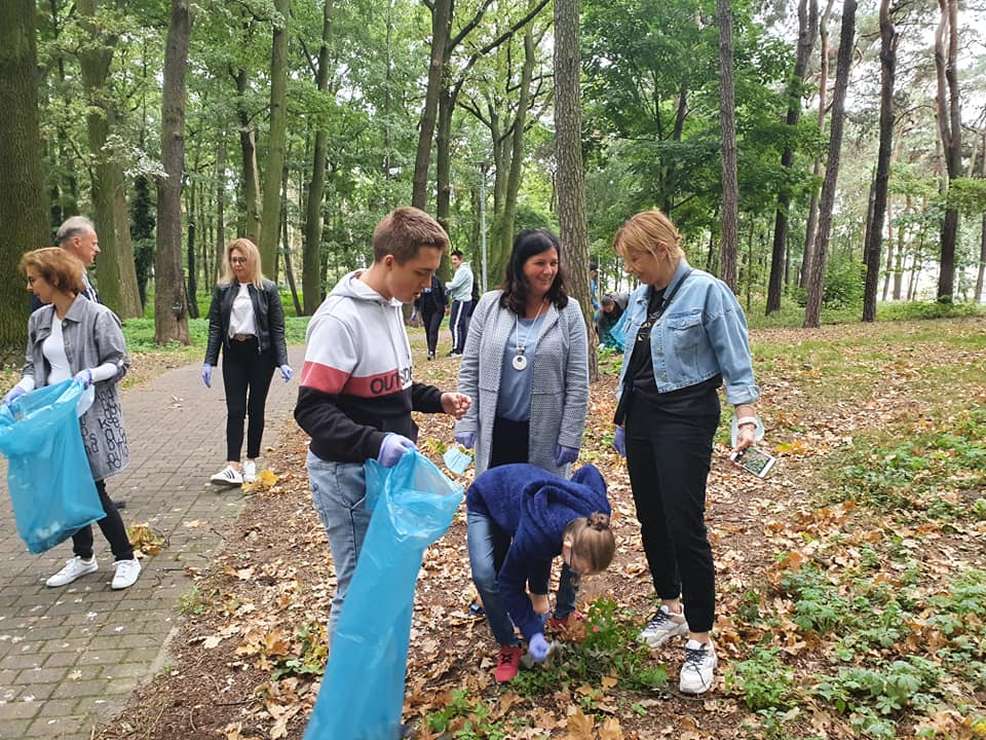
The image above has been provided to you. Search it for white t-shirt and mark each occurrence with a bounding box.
[42,318,73,384]
[228,283,257,337]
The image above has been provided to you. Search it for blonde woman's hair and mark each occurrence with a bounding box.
[563,512,616,574]
[19,247,86,295]
[220,238,264,288]
[611,209,685,265]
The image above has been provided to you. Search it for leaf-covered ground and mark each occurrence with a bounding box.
[100,317,986,739]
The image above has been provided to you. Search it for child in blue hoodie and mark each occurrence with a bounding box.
[466,462,615,682]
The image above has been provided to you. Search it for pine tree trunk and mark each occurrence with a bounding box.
[303,0,332,315]
[717,0,739,292]
[554,0,597,381]
[235,69,262,242]
[258,0,291,275]
[804,0,856,328]
[934,0,962,302]
[186,182,199,318]
[767,0,818,313]
[977,133,986,303]
[0,0,49,362]
[281,165,302,316]
[215,136,227,282]
[154,0,191,345]
[863,0,898,322]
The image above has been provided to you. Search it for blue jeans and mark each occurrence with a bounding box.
[467,510,580,646]
[307,451,370,643]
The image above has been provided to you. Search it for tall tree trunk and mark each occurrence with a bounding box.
[411,0,452,209]
[215,135,227,282]
[892,198,907,300]
[281,165,302,316]
[130,174,155,310]
[303,0,332,315]
[186,182,199,318]
[258,0,291,275]
[804,0,856,328]
[717,0,739,292]
[882,193,894,301]
[977,132,986,303]
[862,0,898,322]
[0,0,49,360]
[234,69,261,242]
[554,0,597,381]
[154,0,191,345]
[77,0,142,318]
[767,0,818,313]
[934,0,961,302]
[801,0,836,289]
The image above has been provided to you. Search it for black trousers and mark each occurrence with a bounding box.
[489,416,530,469]
[222,337,276,461]
[449,300,474,354]
[422,309,443,356]
[624,393,720,633]
[72,479,132,561]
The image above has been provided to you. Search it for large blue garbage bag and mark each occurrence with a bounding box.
[305,451,463,740]
[0,380,103,554]
[606,310,630,352]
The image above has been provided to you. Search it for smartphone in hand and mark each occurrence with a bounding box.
[729,446,776,478]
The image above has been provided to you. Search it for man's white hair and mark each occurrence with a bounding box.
[56,216,96,245]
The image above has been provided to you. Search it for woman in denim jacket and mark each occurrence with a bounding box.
[610,209,763,696]
[2,248,140,590]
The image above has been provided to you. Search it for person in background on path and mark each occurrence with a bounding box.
[414,273,447,360]
[596,291,629,351]
[454,229,590,634]
[3,248,141,590]
[446,250,474,356]
[29,216,101,312]
[610,208,763,695]
[294,207,471,643]
[466,462,615,682]
[202,238,293,487]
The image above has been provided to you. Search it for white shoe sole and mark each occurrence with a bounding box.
[679,653,718,695]
[46,562,98,588]
[210,477,242,487]
[638,622,689,648]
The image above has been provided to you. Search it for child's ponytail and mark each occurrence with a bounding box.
[564,512,616,573]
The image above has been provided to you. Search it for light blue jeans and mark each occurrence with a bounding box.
[466,510,580,646]
[307,450,370,643]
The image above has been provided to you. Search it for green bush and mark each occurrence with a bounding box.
[725,646,794,711]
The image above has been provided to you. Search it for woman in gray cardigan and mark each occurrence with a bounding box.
[2,248,140,590]
[454,229,590,633]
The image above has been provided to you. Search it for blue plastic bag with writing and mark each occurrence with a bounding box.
[0,380,103,554]
[305,451,463,740]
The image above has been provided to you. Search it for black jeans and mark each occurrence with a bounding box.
[73,480,133,561]
[449,300,474,354]
[222,337,276,461]
[489,416,530,468]
[422,309,443,357]
[624,393,720,633]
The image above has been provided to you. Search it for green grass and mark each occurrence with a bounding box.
[121,315,310,354]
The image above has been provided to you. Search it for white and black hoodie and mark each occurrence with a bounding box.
[294,271,443,464]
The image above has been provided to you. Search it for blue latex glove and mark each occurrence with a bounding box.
[613,426,626,457]
[378,434,417,468]
[201,364,213,388]
[279,364,294,383]
[528,633,550,663]
[2,386,26,406]
[554,445,579,467]
[455,432,476,450]
[72,369,93,388]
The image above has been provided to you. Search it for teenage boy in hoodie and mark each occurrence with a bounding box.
[295,207,471,640]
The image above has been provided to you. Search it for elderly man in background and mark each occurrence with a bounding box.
[30,216,102,311]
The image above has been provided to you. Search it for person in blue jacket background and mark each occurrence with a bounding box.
[466,462,615,682]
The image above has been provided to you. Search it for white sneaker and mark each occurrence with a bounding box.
[211,465,243,486]
[111,558,141,590]
[679,639,717,695]
[243,459,257,483]
[46,556,98,587]
[638,605,689,647]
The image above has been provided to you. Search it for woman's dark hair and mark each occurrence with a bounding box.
[499,228,569,315]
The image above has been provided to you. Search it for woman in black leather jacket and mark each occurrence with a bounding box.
[202,238,292,486]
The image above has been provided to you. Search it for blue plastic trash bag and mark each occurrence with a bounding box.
[606,310,630,352]
[0,380,103,554]
[305,451,463,740]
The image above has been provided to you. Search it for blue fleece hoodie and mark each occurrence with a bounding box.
[466,463,610,641]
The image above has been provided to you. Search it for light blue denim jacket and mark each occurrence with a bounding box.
[616,258,760,407]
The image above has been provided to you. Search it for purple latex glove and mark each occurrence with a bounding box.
[2,386,26,406]
[201,364,213,388]
[613,426,626,457]
[279,364,294,383]
[72,369,93,388]
[455,432,476,450]
[554,445,579,467]
[378,433,417,468]
[528,633,549,663]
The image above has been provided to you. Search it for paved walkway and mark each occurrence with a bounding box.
[0,348,305,738]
